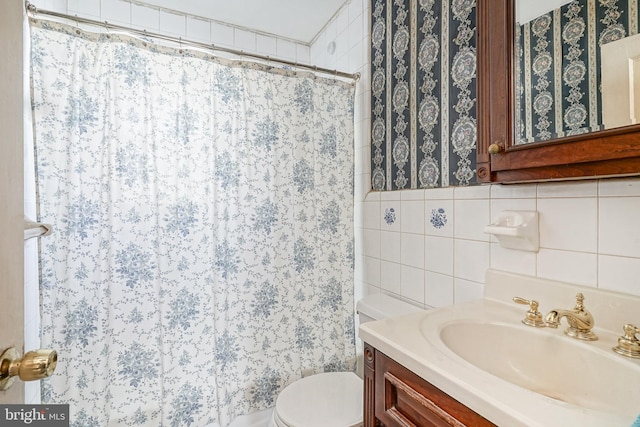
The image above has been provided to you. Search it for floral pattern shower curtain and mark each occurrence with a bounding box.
[30,21,355,427]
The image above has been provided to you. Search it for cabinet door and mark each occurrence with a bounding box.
[374,350,495,427]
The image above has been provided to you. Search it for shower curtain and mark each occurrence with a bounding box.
[30,21,355,427]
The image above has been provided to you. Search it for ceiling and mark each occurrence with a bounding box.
[136,0,348,44]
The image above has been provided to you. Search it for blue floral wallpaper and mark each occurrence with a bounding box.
[516,0,639,143]
[371,0,477,190]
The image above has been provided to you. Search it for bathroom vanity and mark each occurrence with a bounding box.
[363,343,495,426]
[359,269,640,427]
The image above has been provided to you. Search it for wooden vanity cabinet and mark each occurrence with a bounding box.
[363,343,496,427]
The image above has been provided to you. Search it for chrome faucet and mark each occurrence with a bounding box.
[544,293,598,341]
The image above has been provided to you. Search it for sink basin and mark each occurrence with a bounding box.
[360,270,640,426]
[438,321,640,416]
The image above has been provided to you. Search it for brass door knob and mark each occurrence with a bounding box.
[0,347,58,390]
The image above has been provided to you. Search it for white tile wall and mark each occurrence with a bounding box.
[380,260,401,294]
[599,197,640,257]
[599,177,640,196]
[186,17,211,43]
[425,236,453,275]
[599,255,640,295]
[360,177,640,309]
[454,278,484,303]
[425,271,453,307]
[362,228,381,259]
[256,34,277,57]
[363,256,381,287]
[159,10,186,37]
[401,200,425,235]
[131,3,159,30]
[100,0,131,26]
[537,248,598,287]
[211,22,235,48]
[67,0,100,18]
[454,239,490,283]
[30,0,312,64]
[380,231,401,264]
[233,28,257,52]
[276,39,297,61]
[454,199,490,241]
[490,243,536,276]
[401,265,425,303]
[538,198,598,252]
[537,181,598,198]
[401,233,424,269]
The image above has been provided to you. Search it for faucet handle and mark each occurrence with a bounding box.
[513,297,546,327]
[613,324,640,359]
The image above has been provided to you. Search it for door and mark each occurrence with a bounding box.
[0,0,25,404]
[601,33,640,129]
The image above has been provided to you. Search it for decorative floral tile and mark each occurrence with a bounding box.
[384,207,396,225]
[430,208,447,229]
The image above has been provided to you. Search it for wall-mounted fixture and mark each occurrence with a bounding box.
[0,347,58,391]
[613,324,640,358]
[327,41,336,55]
[544,293,598,341]
[484,210,539,252]
[512,296,546,327]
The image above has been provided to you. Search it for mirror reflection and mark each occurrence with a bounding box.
[514,0,640,145]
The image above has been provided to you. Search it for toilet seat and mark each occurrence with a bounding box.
[271,372,363,427]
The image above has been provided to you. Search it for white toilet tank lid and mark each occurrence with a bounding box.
[275,372,362,427]
[356,293,424,320]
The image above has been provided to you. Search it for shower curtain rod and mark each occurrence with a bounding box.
[25,2,361,82]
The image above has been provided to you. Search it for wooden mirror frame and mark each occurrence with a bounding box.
[476,0,640,183]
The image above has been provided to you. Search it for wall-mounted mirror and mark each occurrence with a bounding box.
[477,0,640,183]
[515,0,640,144]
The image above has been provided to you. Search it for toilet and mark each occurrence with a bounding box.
[269,293,426,427]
